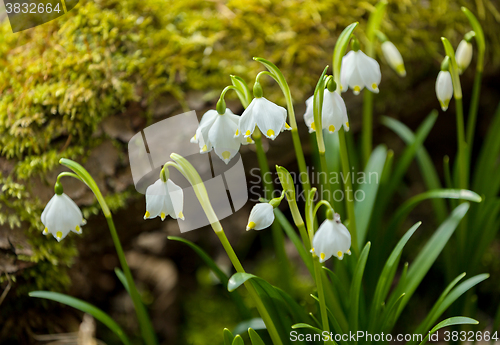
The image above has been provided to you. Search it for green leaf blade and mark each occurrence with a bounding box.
[29,291,131,345]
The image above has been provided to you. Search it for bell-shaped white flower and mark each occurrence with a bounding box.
[381,41,406,77]
[144,178,184,221]
[435,70,453,111]
[246,203,275,231]
[340,50,381,95]
[191,108,252,164]
[41,193,86,242]
[303,89,349,134]
[455,40,473,74]
[311,213,351,262]
[237,97,290,140]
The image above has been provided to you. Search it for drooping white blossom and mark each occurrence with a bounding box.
[435,70,453,111]
[237,97,291,140]
[340,50,382,95]
[246,203,275,231]
[303,89,349,134]
[381,41,406,77]
[41,193,86,242]
[311,213,351,262]
[191,108,252,164]
[144,178,184,221]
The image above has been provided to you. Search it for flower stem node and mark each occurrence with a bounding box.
[304,89,349,134]
[144,178,184,221]
[253,81,263,98]
[41,193,86,242]
[246,202,275,231]
[54,181,64,195]
[216,97,227,115]
[237,97,290,141]
[311,214,351,262]
[340,49,381,95]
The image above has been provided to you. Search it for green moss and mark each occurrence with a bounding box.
[0,0,498,300]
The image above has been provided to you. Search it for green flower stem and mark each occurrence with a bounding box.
[465,70,482,152]
[216,230,283,345]
[463,6,485,152]
[305,189,330,342]
[338,130,359,256]
[455,98,467,190]
[253,128,291,292]
[169,154,283,345]
[254,57,311,194]
[362,91,374,166]
[313,69,335,208]
[288,198,310,252]
[59,159,157,345]
[361,1,387,167]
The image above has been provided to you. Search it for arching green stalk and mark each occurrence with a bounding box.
[59,159,157,345]
[362,1,387,166]
[169,154,283,345]
[253,57,311,194]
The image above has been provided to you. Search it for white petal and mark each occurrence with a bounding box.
[356,50,381,93]
[254,98,287,140]
[435,71,453,111]
[312,220,336,262]
[303,95,315,133]
[145,179,167,219]
[322,90,344,133]
[167,179,184,220]
[196,109,218,153]
[340,51,356,92]
[209,113,241,164]
[239,99,258,137]
[247,203,275,230]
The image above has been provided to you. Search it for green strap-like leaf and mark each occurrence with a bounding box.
[332,23,359,90]
[387,189,481,236]
[224,328,235,345]
[29,291,131,345]
[248,328,266,345]
[391,203,470,321]
[354,145,387,247]
[380,116,446,223]
[418,317,478,345]
[368,222,420,333]
[168,236,251,319]
[232,335,244,345]
[462,7,485,71]
[349,242,371,338]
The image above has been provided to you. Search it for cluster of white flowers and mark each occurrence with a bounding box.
[435,36,474,112]
[41,35,403,257]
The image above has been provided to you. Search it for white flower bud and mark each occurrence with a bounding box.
[435,70,453,111]
[455,40,473,74]
[381,41,406,77]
